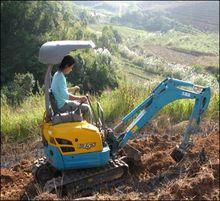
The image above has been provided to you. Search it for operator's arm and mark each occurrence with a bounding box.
[69,93,87,102]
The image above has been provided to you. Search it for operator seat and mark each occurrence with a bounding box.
[49,89,83,125]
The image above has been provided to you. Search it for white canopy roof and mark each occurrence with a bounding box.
[39,40,95,64]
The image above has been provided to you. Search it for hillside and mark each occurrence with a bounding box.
[136,1,219,32]
[166,1,219,32]
[89,24,219,90]
[75,1,219,33]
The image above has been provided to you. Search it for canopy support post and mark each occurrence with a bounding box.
[44,64,53,118]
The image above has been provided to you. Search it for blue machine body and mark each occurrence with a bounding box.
[44,144,110,170]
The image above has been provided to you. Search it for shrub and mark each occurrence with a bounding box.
[192,64,204,74]
[119,45,136,60]
[97,26,122,54]
[68,49,118,94]
[132,56,145,68]
[1,72,35,106]
[194,76,208,86]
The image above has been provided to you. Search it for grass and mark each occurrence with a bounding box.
[1,94,45,142]
[93,79,219,127]
[1,80,219,143]
[147,31,219,55]
[115,57,157,83]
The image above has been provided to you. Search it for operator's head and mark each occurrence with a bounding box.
[59,55,75,75]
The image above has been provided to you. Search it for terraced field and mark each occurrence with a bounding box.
[90,24,219,90]
[89,24,219,55]
[167,1,219,32]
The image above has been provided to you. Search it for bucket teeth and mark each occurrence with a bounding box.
[170,147,185,163]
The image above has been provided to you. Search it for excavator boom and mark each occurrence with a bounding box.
[110,78,211,156]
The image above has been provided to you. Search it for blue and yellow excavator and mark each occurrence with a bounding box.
[33,40,211,195]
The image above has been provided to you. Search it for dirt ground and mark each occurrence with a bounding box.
[0,119,219,200]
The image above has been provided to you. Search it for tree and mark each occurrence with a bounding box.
[1,1,95,87]
[1,72,35,106]
[98,26,122,53]
[67,50,118,94]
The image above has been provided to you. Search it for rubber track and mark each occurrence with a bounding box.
[33,158,129,197]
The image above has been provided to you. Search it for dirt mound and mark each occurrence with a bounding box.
[139,151,174,175]
[171,166,215,196]
[0,120,219,200]
[33,192,59,200]
[1,160,33,200]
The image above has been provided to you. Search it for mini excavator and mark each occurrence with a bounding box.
[33,40,211,195]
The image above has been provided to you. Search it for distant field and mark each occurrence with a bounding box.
[89,24,219,55]
[88,24,150,38]
[115,56,159,84]
[124,1,219,32]
[167,1,219,32]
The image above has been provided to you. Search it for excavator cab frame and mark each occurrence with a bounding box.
[39,40,96,120]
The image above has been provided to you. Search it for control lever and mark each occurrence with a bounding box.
[86,94,97,125]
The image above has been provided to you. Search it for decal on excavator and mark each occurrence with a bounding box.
[78,142,96,150]
[131,125,139,134]
[182,91,191,97]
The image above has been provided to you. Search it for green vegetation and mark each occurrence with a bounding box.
[98,80,219,125]
[153,31,219,55]
[111,10,199,34]
[1,1,88,85]
[1,1,219,144]
[1,72,37,106]
[192,64,204,74]
[1,93,45,142]
[68,49,118,94]
[97,26,123,53]
[1,2,118,88]
[1,2,124,96]
[2,80,218,143]
[89,24,219,55]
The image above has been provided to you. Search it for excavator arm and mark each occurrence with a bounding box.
[108,78,211,159]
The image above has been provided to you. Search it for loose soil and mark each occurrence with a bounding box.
[1,120,219,200]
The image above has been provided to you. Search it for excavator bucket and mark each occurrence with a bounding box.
[170,146,186,163]
[122,144,143,165]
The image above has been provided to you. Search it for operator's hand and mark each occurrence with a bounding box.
[74,85,80,92]
[80,96,88,103]
[68,86,80,94]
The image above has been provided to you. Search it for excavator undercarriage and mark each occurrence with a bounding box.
[32,157,129,198]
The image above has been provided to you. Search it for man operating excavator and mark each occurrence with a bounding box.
[51,55,92,123]
[32,40,211,196]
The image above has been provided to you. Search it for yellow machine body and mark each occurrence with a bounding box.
[42,121,103,156]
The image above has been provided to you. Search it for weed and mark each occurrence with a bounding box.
[192,64,204,74]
